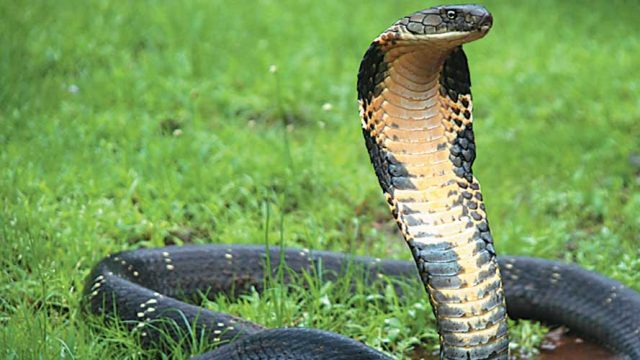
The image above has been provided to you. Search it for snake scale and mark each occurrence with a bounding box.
[84,4,640,359]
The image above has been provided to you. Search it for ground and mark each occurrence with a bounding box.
[1,0,639,359]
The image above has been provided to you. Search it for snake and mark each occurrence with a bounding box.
[83,4,640,359]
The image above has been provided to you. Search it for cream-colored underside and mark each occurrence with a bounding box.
[361,44,508,357]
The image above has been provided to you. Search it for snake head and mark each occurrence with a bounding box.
[394,4,493,45]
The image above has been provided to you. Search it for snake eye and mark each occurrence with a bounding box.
[446,10,456,19]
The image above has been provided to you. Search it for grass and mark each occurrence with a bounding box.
[1,0,639,358]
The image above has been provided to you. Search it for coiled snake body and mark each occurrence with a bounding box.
[84,5,640,359]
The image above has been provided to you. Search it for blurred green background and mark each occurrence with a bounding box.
[1,0,639,358]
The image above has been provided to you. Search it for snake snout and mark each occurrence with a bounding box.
[478,12,493,32]
[465,5,492,33]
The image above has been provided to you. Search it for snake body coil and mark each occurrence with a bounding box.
[84,5,640,359]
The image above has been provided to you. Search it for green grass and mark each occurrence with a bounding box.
[2,0,639,358]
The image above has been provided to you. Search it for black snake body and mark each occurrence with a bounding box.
[85,245,640,359]
[84,4,640,359]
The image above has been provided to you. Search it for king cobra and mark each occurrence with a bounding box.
[84,4,640,359]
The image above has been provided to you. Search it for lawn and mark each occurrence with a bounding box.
[1,0,639,359]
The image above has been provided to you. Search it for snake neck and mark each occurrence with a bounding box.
[359,41,509,359]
